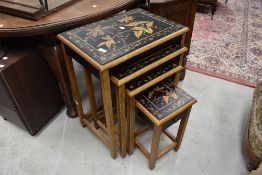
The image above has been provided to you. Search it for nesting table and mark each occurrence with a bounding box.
[58,8,189,158]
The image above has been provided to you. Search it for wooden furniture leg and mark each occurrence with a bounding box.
[127,96,136,155]
[100,70,117,159]
[62,43,117,157]
[173,53,185,85]
[61,44,85,122]
[174,107,192,151]
[116,85,126,158]
[149,125,163,170]
[211,3,217,19]
[179,33,187,80]
[84,68,99,128]
[126,78,197,169]
[39,36,78,118]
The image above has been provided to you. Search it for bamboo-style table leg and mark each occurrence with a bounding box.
[116,85,126,158]
[84,68,99,128]
[127,96,136,155]
[174,107,192,152]
[100,70,117,159]
[149,125,162,170]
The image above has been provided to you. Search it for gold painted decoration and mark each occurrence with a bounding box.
[163,91,179,104]
[126,61,179,91]
[97,36,116,49]
[111,45,182,80]
[61,8,186,65]
[166,91,179,100]
[163,96,170,104]
[148,85,179,104]
[148,86,164,99]
[126,21,154,38]
[85,25,110,37]
[119,16,135,23]
[137,80,194,120]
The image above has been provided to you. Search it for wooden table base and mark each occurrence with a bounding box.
[39,35,78,118]
[61,43,117,158]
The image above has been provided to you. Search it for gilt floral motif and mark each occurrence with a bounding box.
[85,25,110,37]
[118,16,135,23]
[111,45,181,79]
[126,62,179,91]
[126,21,154,38]
[61,8,185,65]
[97,36,116,49]
[148,85,178,104]
[136,80,193,120]
[118,16,154,38]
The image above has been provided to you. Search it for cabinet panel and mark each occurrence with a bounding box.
[0,40,64,135]
[150,0,196,51]
[150,0,197,79]
[0,76,17,111]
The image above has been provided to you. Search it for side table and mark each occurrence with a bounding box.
[58,8,189,158]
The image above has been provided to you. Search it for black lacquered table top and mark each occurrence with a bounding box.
[61,8,185,65]
[111,45,182,80]
[137,80,194,120]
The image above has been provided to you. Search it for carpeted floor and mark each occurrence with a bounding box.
[186,0,262,87]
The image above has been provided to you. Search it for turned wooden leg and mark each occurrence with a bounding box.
[39,36,77,118]
[174,107,192,151]
[61,44,85,123]
[100,70,117,159]
[127,96,136,155]
[149,125,162,170]
[116,85,126,158]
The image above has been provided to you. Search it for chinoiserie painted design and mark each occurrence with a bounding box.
[126,59,179,91]
[61,8,185,65]
[111,45,182,80]
[136,80,193,120]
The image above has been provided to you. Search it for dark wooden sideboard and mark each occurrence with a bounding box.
[0,39,64,135]
[149,0,197,79]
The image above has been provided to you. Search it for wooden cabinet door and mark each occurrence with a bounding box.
[150,0,197,79]
[150,0,197,51]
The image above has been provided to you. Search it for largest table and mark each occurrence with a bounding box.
[0,0,141,118]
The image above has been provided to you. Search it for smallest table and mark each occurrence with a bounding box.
[128,79,197,169]
[57,8,189,158]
